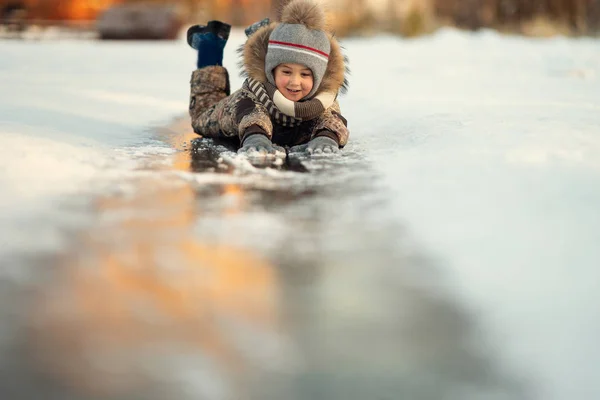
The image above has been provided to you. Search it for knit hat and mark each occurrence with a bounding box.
[265,1,331,99]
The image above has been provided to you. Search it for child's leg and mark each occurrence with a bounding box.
[187,21,231,68]
[189,66,231,137]
[187,21,232,137]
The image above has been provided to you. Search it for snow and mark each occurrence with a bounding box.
[1,27,599,400]
[344,29,600,400]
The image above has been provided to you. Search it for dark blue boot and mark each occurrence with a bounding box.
[187,21,231,68]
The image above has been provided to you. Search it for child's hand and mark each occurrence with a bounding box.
[290,136,339,155]
[238,134,285,156]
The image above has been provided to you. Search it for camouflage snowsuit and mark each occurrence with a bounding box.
[189,66,349,148]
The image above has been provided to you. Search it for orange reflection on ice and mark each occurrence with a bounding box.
[27,129,279,398]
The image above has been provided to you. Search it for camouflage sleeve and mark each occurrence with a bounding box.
[234,94,273,141]
[311,101,350,147]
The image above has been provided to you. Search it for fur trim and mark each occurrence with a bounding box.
[321,33,349,95]
[240,9,349,96]
[280,0,326,31]
[239,23,273,84]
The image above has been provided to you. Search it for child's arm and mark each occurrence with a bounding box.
[311,101,349,148]
[234,96,273,144]
[236,99,286,155]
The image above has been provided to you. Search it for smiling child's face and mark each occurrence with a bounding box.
[273,63,314,101]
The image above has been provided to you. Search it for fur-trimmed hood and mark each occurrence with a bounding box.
[240,0,349,97]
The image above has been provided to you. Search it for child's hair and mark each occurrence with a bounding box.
[264,0,330,99]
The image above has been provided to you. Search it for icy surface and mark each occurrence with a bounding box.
[1,28,600,400]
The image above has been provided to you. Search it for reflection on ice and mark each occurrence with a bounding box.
[21,177,291,400]
[0,144,525,400]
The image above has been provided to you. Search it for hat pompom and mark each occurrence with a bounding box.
[280,0,326,31]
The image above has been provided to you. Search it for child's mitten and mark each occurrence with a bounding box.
[238,134,285,156]
[290,135,339,155]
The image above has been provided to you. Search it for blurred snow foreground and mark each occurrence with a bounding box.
[0,27,600,400]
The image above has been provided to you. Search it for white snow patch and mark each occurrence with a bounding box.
[75,89,186,111]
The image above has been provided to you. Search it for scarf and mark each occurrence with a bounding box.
[244,78,336,127]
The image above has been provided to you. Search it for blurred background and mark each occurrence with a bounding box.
[1,0,600,40]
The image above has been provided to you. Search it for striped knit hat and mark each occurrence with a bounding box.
[265,23,331,99]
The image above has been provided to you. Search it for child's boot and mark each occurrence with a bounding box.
[187,21,231,68]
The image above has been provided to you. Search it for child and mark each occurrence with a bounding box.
[187,0,349,157]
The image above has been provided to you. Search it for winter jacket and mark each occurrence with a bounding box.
[188,11,349,148]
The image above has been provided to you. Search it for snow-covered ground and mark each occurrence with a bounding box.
[0,28,599,400]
